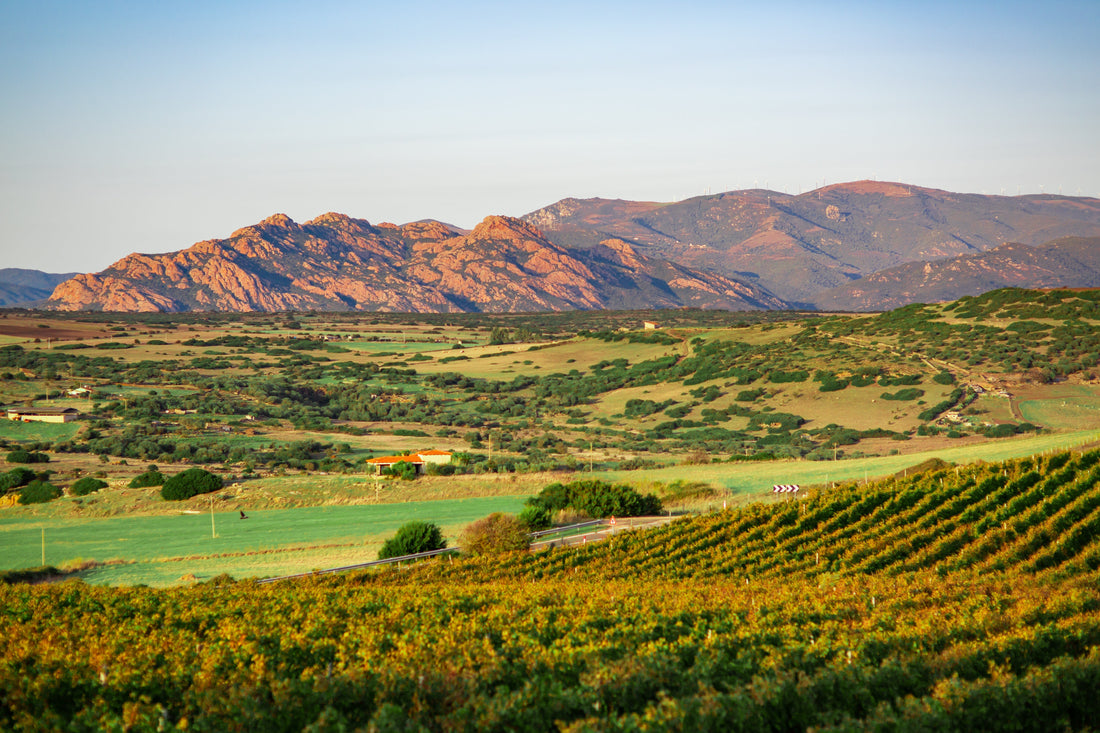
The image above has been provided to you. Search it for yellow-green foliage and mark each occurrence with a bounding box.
[2,450,1099,729]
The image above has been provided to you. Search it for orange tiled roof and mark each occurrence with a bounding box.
[365,454,423,465]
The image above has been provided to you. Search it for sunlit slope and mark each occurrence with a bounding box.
[432,448,1100,582]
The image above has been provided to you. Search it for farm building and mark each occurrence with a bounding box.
[366,450,453,475]
[6,406,80,423]
[643,321,660,330]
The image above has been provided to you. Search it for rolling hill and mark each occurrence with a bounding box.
[812,236,1100,311]
[524,181,1100,303]
[0,269,78,307]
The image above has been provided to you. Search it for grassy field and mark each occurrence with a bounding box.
[1018,384,1100,429]
[597,427,1100,499]
[0,495,526,586]
[0,419,82,443]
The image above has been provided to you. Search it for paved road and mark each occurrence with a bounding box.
[530,516,676,550]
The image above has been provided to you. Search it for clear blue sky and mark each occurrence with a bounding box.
[2,0,1098,272]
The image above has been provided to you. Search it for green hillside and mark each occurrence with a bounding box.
[4,449,1099,730]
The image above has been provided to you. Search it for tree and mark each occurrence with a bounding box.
[461,513,530,556]
[488,327,512,346]
[378,521,446,560]
[160,468,222,501]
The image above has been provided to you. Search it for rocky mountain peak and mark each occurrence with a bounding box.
[260,213,297,229]
[470,215,544,242]
[305,212,362,228]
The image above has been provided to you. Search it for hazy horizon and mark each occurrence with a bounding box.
[2,0,1098,272]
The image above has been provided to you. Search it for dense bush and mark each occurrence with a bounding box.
[881,388,925,401]
[129,469,166,488]
[378,521,447,560]
[0,467,35,492]
[933,371,956,385]
[18,480,60,505]
[69,477,107,496]
[526,479,662,519]
[518,504,552,530]
[6,450,49,464]
[383,461,419,481]
[160,468,223,501]
[461,513,530,556]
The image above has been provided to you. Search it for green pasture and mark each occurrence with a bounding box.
[0,495,526,586]
[597,428,1100,496]
[102,386,199,397]
[343,340,455,354]
[0,419,81,443]
[1019,385,1100,429]
[415,338,673,379]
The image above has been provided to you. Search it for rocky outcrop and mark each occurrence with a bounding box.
[44,214,786,313]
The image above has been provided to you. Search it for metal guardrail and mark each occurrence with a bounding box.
[258,519,614,584]
[256,546,459,584]
[528,519,606,539]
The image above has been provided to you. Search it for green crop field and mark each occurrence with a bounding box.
[598,427,1100,498]
[0,495,526,586]
[1019,384,1100,429]
[0,419,82,443]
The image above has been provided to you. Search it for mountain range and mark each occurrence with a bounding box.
[0,269,78,308]
[524,181,1100,304]
[20,180,1100,313]
[45,214,783,313]
[812,236,1100,311]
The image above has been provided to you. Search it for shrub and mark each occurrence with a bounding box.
[129,470,166,488]
[19,480,60,505]
[461,513,531,556]
[933,371,956,385]
[383,460,419,481]
[70,477,108,497]
[160,468,223,501]
[518,504,552,530]
[881,388,925,401]
[0,467,35,492]
[735,388,766,402]
[378,521,446,560]
[6,450,48,464]
[526,479,662,519]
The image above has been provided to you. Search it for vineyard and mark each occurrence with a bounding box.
[3,450,1100,730]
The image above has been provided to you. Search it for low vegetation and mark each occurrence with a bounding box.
[159,467,222,501]
[377,520,447,560]
[2,449,1099,729]
[460,512,530,556]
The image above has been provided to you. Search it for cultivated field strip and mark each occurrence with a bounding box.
[427,449,1100,584]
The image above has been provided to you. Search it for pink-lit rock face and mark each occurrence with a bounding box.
[45,213,786,313]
